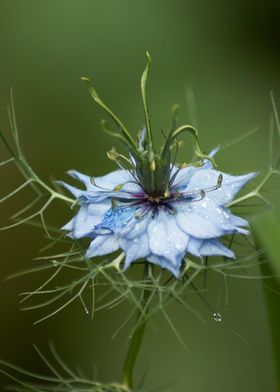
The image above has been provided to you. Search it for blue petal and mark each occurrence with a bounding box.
[93,206,138,234]
[176,201,239,239]
[176,206,227,239]
[93,170,141,194]
[86,235,119,258]
[146,254,182,277]
[187,237,203,257]
[57,181,84,198]
[186,169,257,205]
[67,170,92,188]
[147,211,189,269]
[199,239,235,258]
[68,169,133,190]
[171,164,206,191]
[120,233,150,269]
[229,214,249,227]
[171,148,218,191]
[208,145,220,158]
[61,169,143,203]
[62,202,110,239]
[121,218,149,239]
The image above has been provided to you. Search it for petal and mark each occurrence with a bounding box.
[208,145,220,158]
[199,239,235,258]
[230,214,248,227]
[186,169,257,205]
[146,254,182,277]
[86,235,119,258]
[61,169,143,203]
[57,181,84,198]
[93,206,138,234]
[171,148,218,190]
[67,170,92,188]
[171,163,207,190]
[119,216,149,239]
[176,201,236,239]
[62,202,110,239]
[94,169,141,194]
[120,233,150,269]
[167,216,189,253]
[187,237,203,257]
[175,182,252,239]
[147,211,189,265]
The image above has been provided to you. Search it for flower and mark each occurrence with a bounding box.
[60,54,256,277]
[60,150,256,277]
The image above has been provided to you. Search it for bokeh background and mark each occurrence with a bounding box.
[0,0,280,391]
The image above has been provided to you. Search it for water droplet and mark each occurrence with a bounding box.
[52,260,58,267]
[213,312,222,322]
[223,211,229,219]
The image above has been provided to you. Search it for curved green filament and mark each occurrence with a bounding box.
[163,124,217,167]
[141,52,153,146]
[81,77,138,151]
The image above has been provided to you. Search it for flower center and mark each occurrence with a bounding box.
[147,194,169,206]
[140,193,175,217]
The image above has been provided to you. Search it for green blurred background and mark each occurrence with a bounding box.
[0,0,280,391]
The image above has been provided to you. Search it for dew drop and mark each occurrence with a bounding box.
[213,312,222,322]
[52,260,58,267]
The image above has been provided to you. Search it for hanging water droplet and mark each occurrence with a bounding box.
[213,312,222,322]
[52,260,58,267]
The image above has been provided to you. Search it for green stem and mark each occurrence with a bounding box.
[122,266,151,390]
[122,315,147,390]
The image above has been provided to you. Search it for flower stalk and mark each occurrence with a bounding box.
[122,265,151,390]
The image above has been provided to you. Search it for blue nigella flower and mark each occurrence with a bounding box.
[60,53,256,277]
[60,150,256,277]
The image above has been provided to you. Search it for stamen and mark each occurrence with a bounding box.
[150,159,156,171]
[114,184,124,191]
[169,139,180,178]
[175,174,223,202]
[164,187,171,198]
